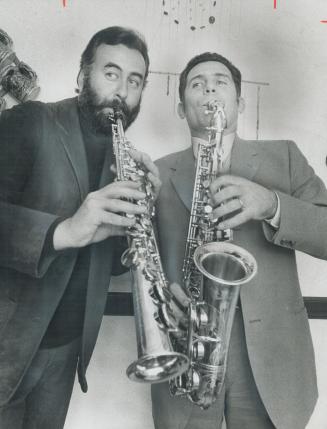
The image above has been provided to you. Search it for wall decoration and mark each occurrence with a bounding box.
[0,29,40,112]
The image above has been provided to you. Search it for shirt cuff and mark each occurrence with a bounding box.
[42,217,66,256]
[264,192,280,229]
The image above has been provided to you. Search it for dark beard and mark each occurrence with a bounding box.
[78,75,141,135]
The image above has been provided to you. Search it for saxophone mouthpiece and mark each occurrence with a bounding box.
[112,98,128,128]
[112,98,124,116]
[204,100,225,115]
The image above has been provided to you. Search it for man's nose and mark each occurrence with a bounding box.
[115,79,128,99]
[205,85,216,94]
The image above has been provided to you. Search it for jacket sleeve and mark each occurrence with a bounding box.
[263,140,327,259]
[0,103,62,277]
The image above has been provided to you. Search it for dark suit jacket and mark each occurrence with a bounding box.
[153,136,327,429]
[0,97,122,405]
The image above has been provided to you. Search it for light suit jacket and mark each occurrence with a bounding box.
[0,98,123,405]
[153,136,327,429]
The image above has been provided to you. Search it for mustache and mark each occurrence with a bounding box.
[97,98,130,128]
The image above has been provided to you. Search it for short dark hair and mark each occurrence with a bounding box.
[179,52,242,103]
[80,26,149,83]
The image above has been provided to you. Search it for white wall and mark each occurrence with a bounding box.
[1,0,327,427]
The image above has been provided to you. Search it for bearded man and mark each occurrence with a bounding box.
[0,26,160,429]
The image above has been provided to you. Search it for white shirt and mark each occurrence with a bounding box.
[191,132,235,172]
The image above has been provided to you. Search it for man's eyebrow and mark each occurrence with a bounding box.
[103,62,144,80]
[104,62,121,71]
[188,72,231,84]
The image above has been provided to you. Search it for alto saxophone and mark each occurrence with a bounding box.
[110,104,189,383]
[170,101,257,408]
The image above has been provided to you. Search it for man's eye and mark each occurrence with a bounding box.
[105,72,119,80]
[192,82,203,88]
[217,79,227,86]
[129,78,141,88]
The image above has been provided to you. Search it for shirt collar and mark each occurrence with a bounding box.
[191,132,236,160]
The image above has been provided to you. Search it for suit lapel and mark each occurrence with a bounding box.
[170,136,260,212]
[170,147,195,212]
[98,140,115,188]
[230,135,259,181]
[55,98,89,201]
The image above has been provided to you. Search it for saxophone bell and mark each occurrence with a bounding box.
[194,242,257,286]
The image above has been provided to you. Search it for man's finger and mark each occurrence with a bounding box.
[169,282,191,308]
[130,148,159,178]
[147,172,162,196]
[99,210,136,228]
[210,174,243,194]
[217,210,249,230]
[210,185,241,206]
[100,198,146,215]
[168,301,189,329]
[211,198,242,220]
[98,181,145,199]
[110,163,117,175]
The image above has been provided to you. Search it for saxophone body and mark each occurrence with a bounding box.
[170,101,257,408]
[111,106,189,383]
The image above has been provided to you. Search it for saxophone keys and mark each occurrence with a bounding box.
[169,370,195,396]
[121,248,138,268]
[143,264,157,281]
[139,217,152,231]
[203,205,212,215]
[202,179,210,189]
[196,304,209,329]
[192,340,205,361]
[149,283,170,304]
[189,287,201,300]
[126,213,136,220]
[190,369,201,391]
[137,168,145,177]
[154,303,179,332]
[129,173,141,182]
[145,182,153,195]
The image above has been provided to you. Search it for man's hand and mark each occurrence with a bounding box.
[129,148,161,200]
[209,175,278,230]
[167,282,191,336]
[53,180,147,250]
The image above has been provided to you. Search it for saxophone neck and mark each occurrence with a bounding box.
[204,101,226,172]
[205,101,227,134]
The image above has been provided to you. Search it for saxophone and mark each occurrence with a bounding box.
[111,103,189,384]
[169,101,257,408]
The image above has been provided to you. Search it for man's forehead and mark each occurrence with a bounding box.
[187,61,232,81]
[93,43,146,76]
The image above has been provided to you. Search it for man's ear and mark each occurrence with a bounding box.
[177,102,185,119]
[77,69,84,92]
[238,96,245,114]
